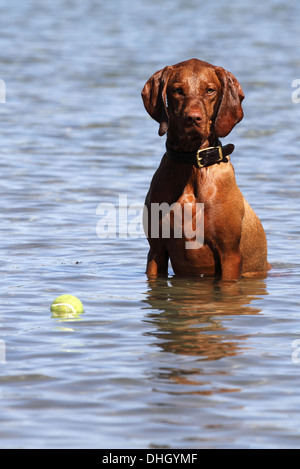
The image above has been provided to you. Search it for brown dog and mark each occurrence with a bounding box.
[142,59,269,280]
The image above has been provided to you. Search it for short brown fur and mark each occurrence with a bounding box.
[142,59,270,280]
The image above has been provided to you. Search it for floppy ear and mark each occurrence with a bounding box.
[214,67,245,138]
[141,66,173,136]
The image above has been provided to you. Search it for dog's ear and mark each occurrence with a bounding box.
[141,66,173,136]
[214,67,244,138]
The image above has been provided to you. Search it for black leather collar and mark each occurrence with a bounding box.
[166,142,234,168]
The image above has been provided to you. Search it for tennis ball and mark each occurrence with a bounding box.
[51,295,84,317]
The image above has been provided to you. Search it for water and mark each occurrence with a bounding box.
[0,0,300,449]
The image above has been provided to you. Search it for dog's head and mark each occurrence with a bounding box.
[142,58,244,149]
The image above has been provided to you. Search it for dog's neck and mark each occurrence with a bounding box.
[165,133,234,170]
[165,131,218,153]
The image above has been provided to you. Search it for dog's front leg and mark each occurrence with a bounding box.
[146,245,169,278]
[220,249,242,281]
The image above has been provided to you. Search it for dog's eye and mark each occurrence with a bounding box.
[206,88,215,95]
[173,87,183,95]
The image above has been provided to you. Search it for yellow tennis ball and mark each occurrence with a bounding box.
[51,295,84,317]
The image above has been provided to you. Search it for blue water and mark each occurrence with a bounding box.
[1,0,300,449]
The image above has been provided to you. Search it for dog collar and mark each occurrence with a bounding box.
[166,142,234,168]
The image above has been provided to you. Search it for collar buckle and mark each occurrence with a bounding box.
[196,145,223,168]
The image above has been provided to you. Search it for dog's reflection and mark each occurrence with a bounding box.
[142,276,268,361]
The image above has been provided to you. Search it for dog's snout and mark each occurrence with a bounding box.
[185,109,203,125]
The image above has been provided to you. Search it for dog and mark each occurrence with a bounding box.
[142,58,269,280]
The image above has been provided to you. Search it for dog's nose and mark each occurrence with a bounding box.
[185,110,202,125]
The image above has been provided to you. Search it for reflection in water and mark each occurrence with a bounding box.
[143,276,268,361]
[51,309,84,322]
[142,276,268,395]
